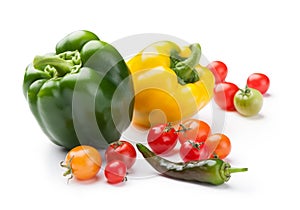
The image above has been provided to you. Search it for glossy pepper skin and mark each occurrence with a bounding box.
[127,41,214,128]
[23,30,134,150]
[136,143,247,185]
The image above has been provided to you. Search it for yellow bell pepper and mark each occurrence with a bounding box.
[127,41,214,128]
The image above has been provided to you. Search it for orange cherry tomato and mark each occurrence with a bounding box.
[210,134,231,159]
[178,119,211,144]
[61,145,102,181]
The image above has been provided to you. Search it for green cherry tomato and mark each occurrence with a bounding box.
[234,87,263,116]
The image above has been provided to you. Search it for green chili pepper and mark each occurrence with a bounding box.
[136,143,248,185]
[23,30,134,150]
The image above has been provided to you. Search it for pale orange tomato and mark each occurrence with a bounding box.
[61,145,102,181]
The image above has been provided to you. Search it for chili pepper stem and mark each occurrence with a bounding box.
[221,163,248,182]
[227,167,248,173]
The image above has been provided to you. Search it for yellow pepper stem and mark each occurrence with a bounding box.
[171,43,201,85]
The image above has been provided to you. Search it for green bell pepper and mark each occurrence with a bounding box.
[23,30,134,150]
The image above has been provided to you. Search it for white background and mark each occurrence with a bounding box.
[1,0,299,209]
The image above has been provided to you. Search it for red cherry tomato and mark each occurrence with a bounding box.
[247,73,270,94]
[104,160,127,184]
[147,123,178,155]
[210,133,231,159]
[178,119,211,144]
[206,61,228,84]
[105,140,137,169]
[179,140,203,162]
[214,82,239,111]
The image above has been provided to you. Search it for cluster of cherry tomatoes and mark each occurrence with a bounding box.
[147,119,231,162]
[206,61,270,116]
[60,118,232,184]
[60,140,137,184]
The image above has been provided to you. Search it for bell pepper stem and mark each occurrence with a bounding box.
[180,43,201,69]
[172,43,201,85]
[33,51,81,77]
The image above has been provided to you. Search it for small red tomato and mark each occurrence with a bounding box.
[105,140,136,169]
[210,133,231,159]
[214,82,239,111]
[247,73,270,94]
[147,123,178,155]
[178,119,211,144]
[104,160,127,184]
[206,61,228,84]
[179,140,203,162]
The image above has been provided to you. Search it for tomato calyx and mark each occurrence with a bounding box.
[60,155,74,183]
[187,140,203,150]
[212,152,219,159]
[111,141,124,150]
[122,171,129,183]
[105,160,128,184]
[176,123,192,133]
[180,139,204,162]
[163,122,174,133]
[238,86,252,97]
[115,172,128,183]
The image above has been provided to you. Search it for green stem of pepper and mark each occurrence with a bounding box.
[227,167,248,173]
[33,51,82,77]
[171,43,201,85]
